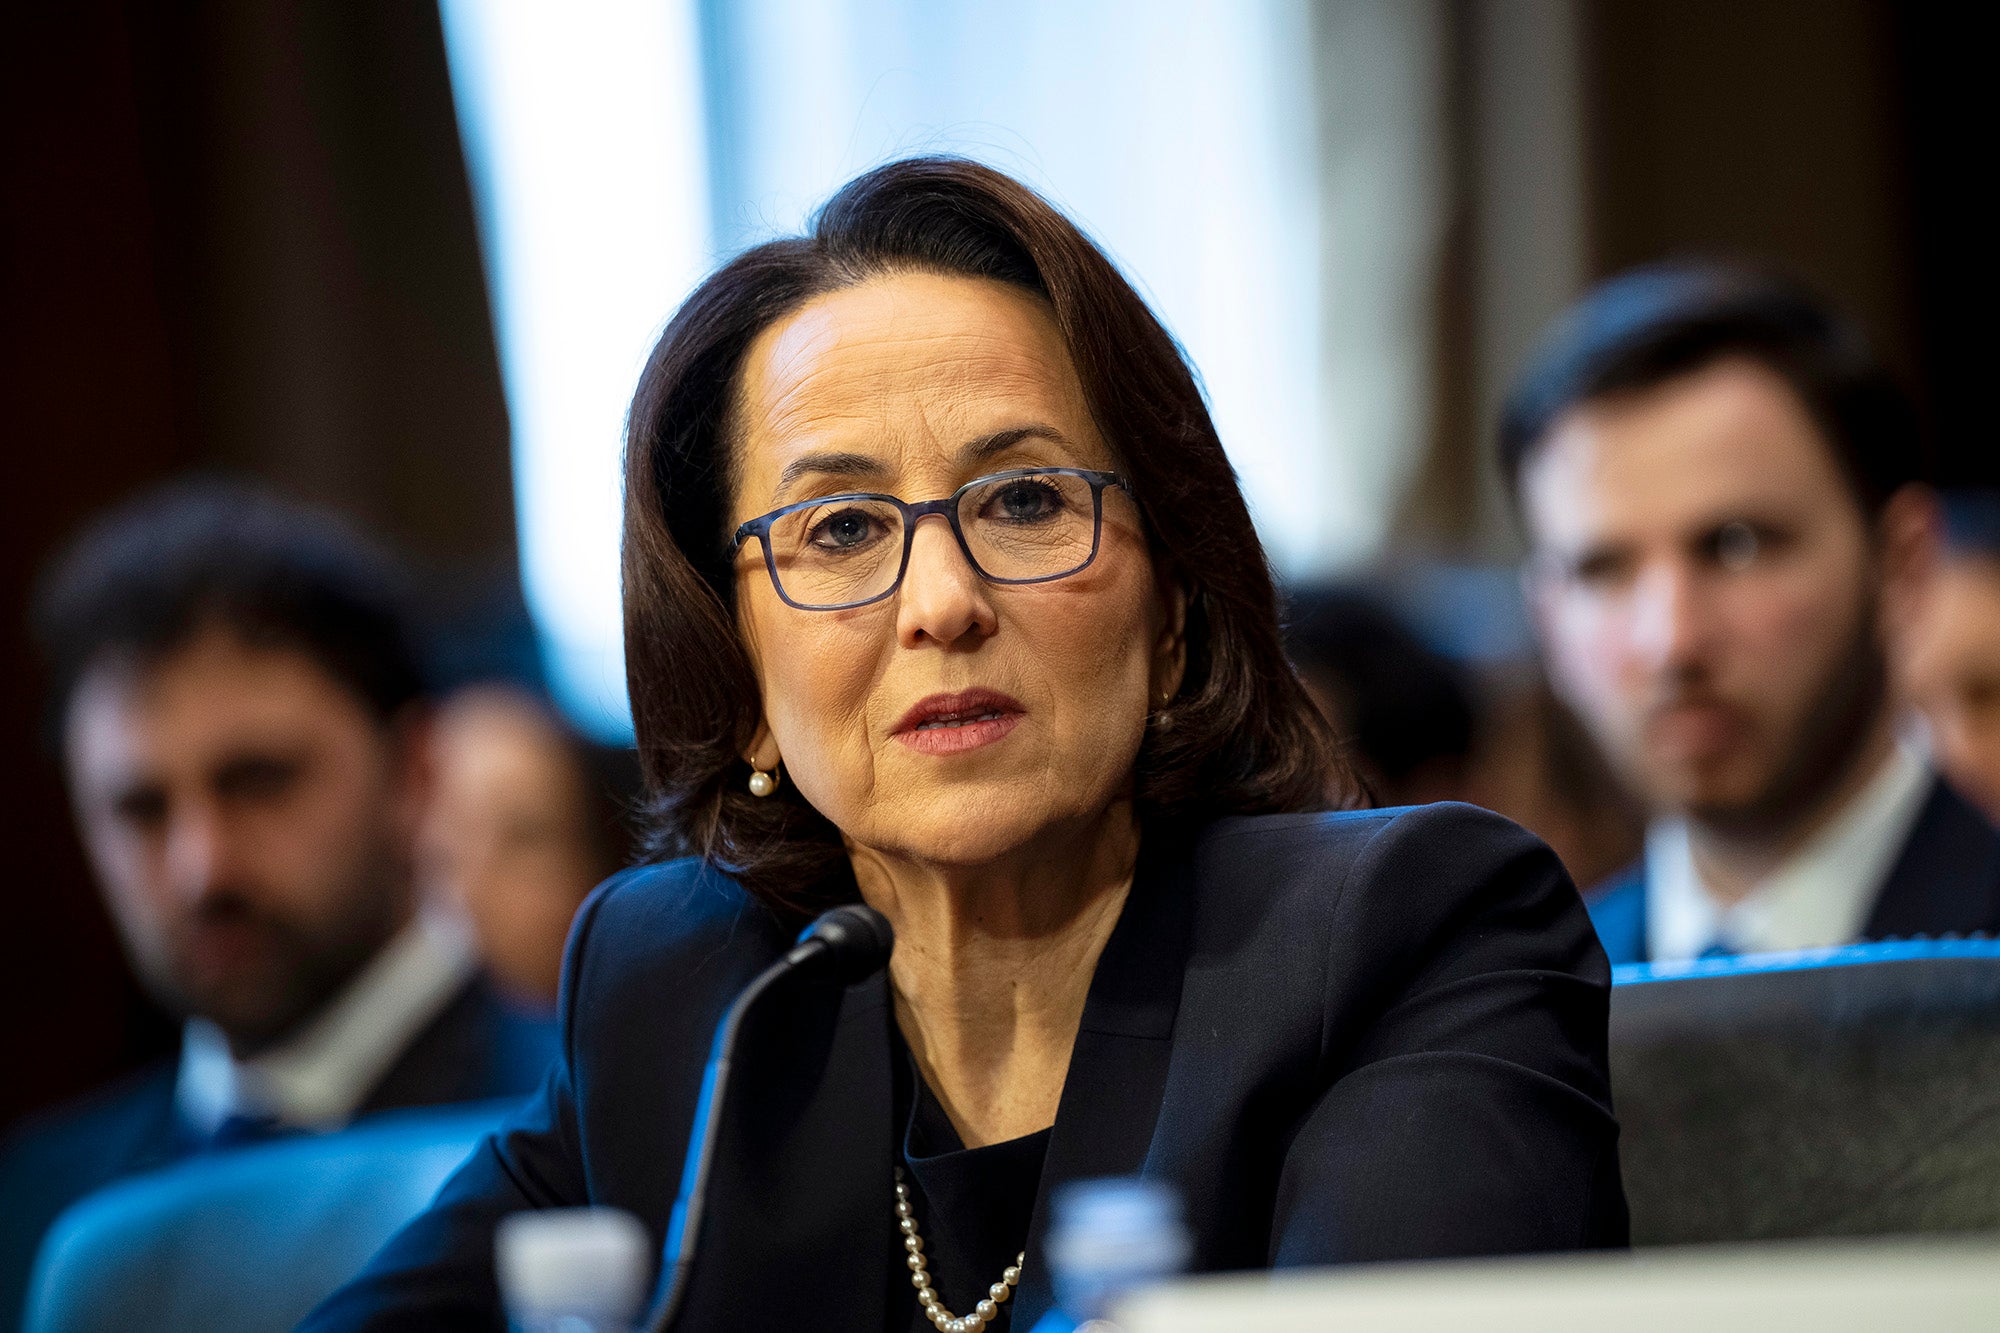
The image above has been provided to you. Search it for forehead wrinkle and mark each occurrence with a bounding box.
[752,362,1081,488]
[734,275,1103,515]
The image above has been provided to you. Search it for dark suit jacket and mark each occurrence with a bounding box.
[0,976,555,1333]
[1586,778,2000,965]
[303,804,1628,1331]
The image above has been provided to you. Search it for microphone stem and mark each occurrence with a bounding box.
[636,903,890,1332]
[640,950,801,1333]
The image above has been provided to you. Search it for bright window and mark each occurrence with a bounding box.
[440,0,709,741]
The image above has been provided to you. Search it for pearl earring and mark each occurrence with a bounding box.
[747,763,780,798]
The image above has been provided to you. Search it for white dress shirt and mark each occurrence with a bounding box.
[1645,738,1933,962]
[176,910,479,1137]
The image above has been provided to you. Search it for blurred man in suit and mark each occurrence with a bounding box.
[0,482,555,1331]
[1900,491,2000,826]
[1501,264,2000,964]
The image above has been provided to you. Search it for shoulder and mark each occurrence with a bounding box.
[1190,802,1561,920]
[1182,802,1600,1007]
[1869,778,2000,936]
[0,1062,180,1211]
[558,857,795,1050]
[1901,777,2000,883]
[569,856,792,977]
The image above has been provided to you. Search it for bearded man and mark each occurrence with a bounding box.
[1501,263,2000,964]
[0,483,555,1331]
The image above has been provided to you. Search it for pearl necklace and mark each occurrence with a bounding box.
[895,1166,1025,1332]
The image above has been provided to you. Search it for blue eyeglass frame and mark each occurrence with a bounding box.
[728,466,1131,611]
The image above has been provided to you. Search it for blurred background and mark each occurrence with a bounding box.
[1,0,1987,1135]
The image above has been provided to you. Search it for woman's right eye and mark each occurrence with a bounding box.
[806,507,883,551]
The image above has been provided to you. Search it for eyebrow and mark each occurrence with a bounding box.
[772,425,1076,498]
[963,424,1073,463]
[774,451,884,495]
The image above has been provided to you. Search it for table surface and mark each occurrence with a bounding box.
[1114,1236,2000,1332]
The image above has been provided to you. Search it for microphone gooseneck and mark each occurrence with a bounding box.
[641,903,894,1333]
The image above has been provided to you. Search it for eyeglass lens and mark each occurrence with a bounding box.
[766,472,1101,608]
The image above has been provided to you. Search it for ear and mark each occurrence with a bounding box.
[1152,572,1190,701]
[1877,483,1940,645]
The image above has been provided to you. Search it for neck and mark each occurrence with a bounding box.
[849,803,1140,1148]
[1684,715,1899,906]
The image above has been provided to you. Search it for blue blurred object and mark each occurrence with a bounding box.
[1030,1177,1191,1333]
[1608,938,2000,1245]
[22,1104,505,1333]
[1940,488,2000,556]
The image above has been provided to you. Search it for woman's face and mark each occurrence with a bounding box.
[728,271,1183,869]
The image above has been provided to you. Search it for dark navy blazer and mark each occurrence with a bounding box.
[0,977,555,1333]
[303,804,1628,1332]
[1586,779,2000,964]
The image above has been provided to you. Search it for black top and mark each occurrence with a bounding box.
[890,1028,1048,1332]
[302,804,1628,1332]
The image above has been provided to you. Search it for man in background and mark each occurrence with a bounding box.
[0,482,555,1330]
[1899,490,2000,826]
[1501,263,2000,963]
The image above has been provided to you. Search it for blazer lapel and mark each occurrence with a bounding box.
[1865,778,2000,939]
[679,970,896,1328]
[1011,832,1198,1326]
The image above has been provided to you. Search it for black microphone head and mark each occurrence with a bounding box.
[793,904,894,983]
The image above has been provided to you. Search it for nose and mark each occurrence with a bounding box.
[1628,560,1711,677]
[895,514,998,648]
[164,799,242,905]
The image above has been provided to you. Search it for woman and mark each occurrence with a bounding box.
[306,158,1625,1332]
[418,683,631,1007]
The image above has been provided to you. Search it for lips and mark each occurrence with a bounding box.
[1643,697,1748,759]
[892,689,1025,756]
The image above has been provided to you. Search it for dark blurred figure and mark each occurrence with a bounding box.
[1284,585,1475,807]
[1459,671,1646,897]
[1503,263,1998,964]
[416,682,631,1007]
[1899,491,2000,826]
[1284,582,1643,888]
[0,482,554,1332]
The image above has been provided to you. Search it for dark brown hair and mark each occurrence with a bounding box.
[1497,261,1924,520]
[34,478,427,742]
[623,157,1355,915]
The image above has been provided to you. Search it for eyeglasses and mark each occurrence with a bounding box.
[729,467,1132,611]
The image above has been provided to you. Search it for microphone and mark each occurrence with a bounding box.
[641,903,893,1332]
[785,901,896,982]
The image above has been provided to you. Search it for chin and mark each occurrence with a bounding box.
[873,814,1053,867]
[847,784,1103,868]
[1653,763,1778,824]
